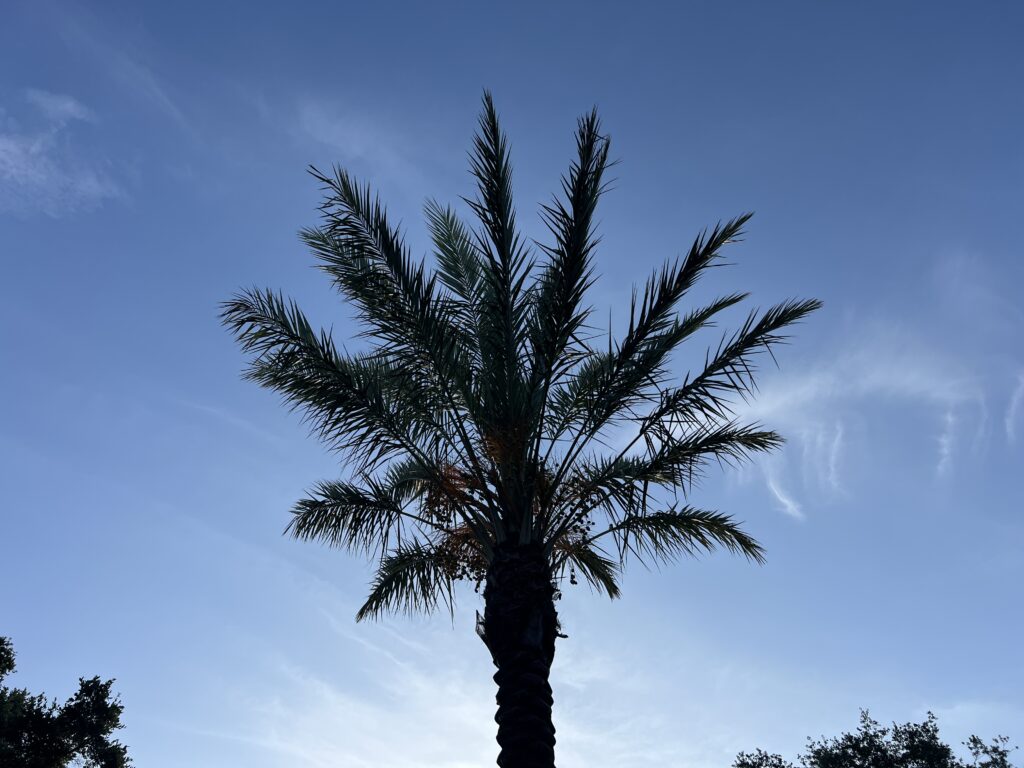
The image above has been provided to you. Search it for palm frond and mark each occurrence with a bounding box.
[541,219,750,475]
[301,170,494,490]
[554,539,621,599]
[356,544,455,621]
[221,288,436,469]
[302,171,476,399]
[615,214,753,365]
[646,423,784,486]
[543,292,748,445]
[528,109,610,396]
[644,298,823,431]
[286,471,452,557]
[590,507,765,566]
[545,423,781,545]
[465,92,533,437]
[425,199,484,305]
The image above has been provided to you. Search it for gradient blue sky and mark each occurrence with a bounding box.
[2,2,1022,766]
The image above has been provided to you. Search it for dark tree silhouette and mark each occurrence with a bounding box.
[223,92,820,768]
[733,710,1017,768]
[0,637,131,768]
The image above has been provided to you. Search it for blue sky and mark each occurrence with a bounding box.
[2,2,1022,766]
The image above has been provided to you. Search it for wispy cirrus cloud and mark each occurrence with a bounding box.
[931,253,1024,449]
[51,3,194,137]
[937,409,956,476]
[292,97,443,210]
[736,316,988,517]
[0,90,121,217]
[296,101,409,171]
[25,88,96,124]
[1007,374,1024,444]
[199,608,841,768]
[763,460,804,520]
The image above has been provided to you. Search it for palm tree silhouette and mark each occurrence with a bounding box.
[223,92,820,768]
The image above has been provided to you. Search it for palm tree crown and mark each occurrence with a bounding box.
[222,93,820,622]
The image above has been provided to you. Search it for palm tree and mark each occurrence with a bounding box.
[222,92,820,768]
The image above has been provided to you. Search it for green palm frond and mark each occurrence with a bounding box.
[545,423,781,546]
[301,172,478,414]
[356,543,455,621]
[553,539,621,599]
[589,507,765,566]
[645,423,784,485]
[542,291,748,444]
[465,92,533,438]
[286,471,453,557]
[643,298,823,432]
[301,170,497,501]
[220,289,497,540]
[426,199,485,306]
[423,199,488,373]
[528,109,609,396]
[221,288,428,467]
[540,219,751,473]
[623,215,752,351]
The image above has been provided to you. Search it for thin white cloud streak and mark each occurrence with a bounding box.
[175,398,288,447]
[827,422,843,492]
[746,331,981,425]
[562,319,983,521]
[52,4,194,136]
[937,409,956,476]
[932,253,1024,333]
[216,620,828,768]
[731,320,988,515]
[798,421,845,496]
[296,101,405,168]
[25,88,96,124]
[293,99,433,206]
[1006,373,1024,443]
[764,462,804,520]
[0,91,121,217]
[931,253,1023,450]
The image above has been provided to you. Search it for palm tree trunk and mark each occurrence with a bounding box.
[480,542,559,768]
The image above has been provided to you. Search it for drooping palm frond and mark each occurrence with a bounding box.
[587,507,766,566]
[220,289,494,544]
[222,288,433,468]
[543,423,782,550]
[286,462,453,559]
[552,538,622,599]
[356,543,456,621]
[224,93,820,620]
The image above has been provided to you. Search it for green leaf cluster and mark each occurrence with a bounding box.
[734,710,1017,768]
[0,637,130,768]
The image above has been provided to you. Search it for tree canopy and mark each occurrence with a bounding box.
[0,637,131,768]
[734,710,1016,768]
